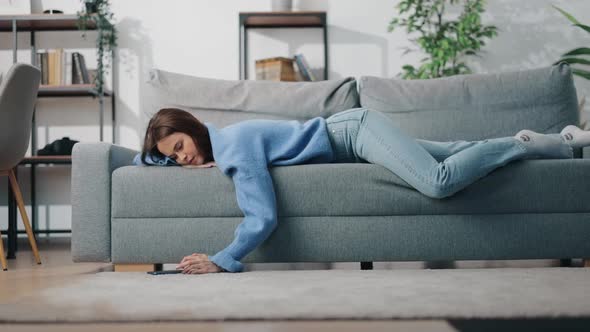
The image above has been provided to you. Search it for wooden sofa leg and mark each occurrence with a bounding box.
[114,263,162,272]
[559,259,572,267]
[584,259,590,268]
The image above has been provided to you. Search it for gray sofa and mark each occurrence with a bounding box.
[71,63,590,269]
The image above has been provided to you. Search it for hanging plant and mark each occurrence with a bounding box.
[77,0,117,95]
[388,0,498,79]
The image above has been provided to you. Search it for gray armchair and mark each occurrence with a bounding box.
[0,63,42,271]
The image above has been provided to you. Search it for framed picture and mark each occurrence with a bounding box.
[0,0,31,15]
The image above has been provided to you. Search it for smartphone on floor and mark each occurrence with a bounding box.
[147,269,183,275]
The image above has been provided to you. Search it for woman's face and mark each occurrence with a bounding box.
[157,132,206,166]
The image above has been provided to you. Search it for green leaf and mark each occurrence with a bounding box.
[573,23,590,34]
[390,0,493,79]
[555,57,590,66]
[572,69,590,80]
[552,5,580,25]
[563,47,590,57]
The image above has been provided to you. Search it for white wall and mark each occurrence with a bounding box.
[1,0,589,245]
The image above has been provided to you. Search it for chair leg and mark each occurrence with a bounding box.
[7,169,41,265]
[0,230,7,271]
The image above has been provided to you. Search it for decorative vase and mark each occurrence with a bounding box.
[271,0,292,12]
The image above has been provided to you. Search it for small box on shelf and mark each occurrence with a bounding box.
[255,57,297,81]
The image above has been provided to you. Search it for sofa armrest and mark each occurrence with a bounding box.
[71,142,139,262]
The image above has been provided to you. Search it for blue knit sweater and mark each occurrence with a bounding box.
[134,117,334,272]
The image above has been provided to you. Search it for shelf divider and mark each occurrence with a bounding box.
[20,155,72,165]
[38,84,112,97]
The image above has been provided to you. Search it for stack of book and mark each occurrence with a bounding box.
[255,57,297,81]
[254,54,317,82]
[36,49,93,86]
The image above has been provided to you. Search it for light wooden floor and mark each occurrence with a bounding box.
[0,236,587,332]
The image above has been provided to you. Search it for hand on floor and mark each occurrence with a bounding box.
[176,253,223,274]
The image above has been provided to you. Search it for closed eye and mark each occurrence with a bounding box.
[169,141,182,159]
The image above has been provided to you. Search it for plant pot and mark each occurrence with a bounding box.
[271,0,292,12]
[85,1,98,14]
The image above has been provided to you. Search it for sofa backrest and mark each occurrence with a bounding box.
[358,63,580,141]
[142,69,360,128]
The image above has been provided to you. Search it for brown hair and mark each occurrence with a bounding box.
[140,108,214,165]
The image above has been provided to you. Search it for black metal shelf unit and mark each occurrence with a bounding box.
[1,14,117,258]
[239,11,328,80]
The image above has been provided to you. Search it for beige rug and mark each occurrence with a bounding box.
[1,267,589,322]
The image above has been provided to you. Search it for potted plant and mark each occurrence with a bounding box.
[388,0,498,79]
[77,0,117,96]
[553,5,590,80]
[553,5,590,129]
[84,0,98,14]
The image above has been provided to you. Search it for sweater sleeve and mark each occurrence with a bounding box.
[208,161,278,273]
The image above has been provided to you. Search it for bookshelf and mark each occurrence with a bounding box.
[20,155,73,164]
[39,84,112,97]
[238,11,328,80]
[1,14,116,258]
[0,14,96,31]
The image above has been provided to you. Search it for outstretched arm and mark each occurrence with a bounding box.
[178,161,278,273]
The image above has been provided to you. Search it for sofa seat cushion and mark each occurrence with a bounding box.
[111,159,590,218]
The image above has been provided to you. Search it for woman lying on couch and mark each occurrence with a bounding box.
[136,107,590,275]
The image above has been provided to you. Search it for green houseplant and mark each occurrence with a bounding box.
[77,0,117,95]
[388,0,497,79]
[553,5,590,80]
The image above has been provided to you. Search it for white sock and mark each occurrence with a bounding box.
[560,125,590,149]
[514,129,573,159]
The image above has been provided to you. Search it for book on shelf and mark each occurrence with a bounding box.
[64,50,72,85]
[77,52,90,84]
[36,51,48,85]
[47,49,56,85]
[36,49,91,86]
[294,53,316,81]
[55,48,62,86]
[72,52,83,84]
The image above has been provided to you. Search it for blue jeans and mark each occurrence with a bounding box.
[325,108,572,199]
